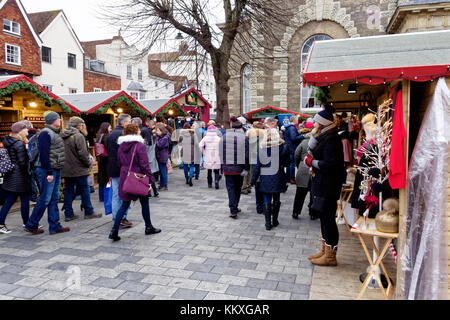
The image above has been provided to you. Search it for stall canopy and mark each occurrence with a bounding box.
[0,74,80,114]
[245,106,309,120]
[302,29,450,87]
[139,98,187,118]
[172,87,211,122]
[59,90,151,116]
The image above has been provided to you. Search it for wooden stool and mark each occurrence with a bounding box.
[336,185,353,234]
[350,217,398,300]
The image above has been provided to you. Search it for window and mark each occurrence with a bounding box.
[94,88,102,92]
[242,64,251,114]
[155,81,158,87]
[300,34,332,110]
[42,47,51,63]
[69,88,77,94]
[3,19,20,35]
[43,85,53,92]
[5,44,20,65]
[68,53,76,69]
[85,58,90,69]
[90,60,105,73]
[139,92,146,100]
[130,92,138,99]
[138,68,143,81]
[127,65,132,79]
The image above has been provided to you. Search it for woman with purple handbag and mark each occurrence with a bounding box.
[108,123,161,241]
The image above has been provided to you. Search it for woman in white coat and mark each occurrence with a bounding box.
[199,123,222,189]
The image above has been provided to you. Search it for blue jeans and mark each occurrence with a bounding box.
[112,196,152,232]
[111,177,129,221]
[288,153,296,179]
[30,169,39,201]
[0,192,29,225]
[183,163,195,179]
[194,164,200,179]
[99,183,105,202]
[263,192,281,205]
[159,162,168,187]
[63,176,94,218]
[26,168,63,233]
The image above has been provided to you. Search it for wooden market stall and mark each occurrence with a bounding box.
[244,106,309,124]
[302,29,450,300]
[172,87,212,123]
[0,74,80,139]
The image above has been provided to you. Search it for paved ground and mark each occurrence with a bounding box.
[0,167,397,300]
[0,167,323,300]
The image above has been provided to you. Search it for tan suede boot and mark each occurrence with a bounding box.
[310,244,337,266]
[308,239,325,261]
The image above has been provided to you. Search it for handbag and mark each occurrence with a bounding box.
[311,195,326,213]
[94,134,108,157]
[122,144,151,196]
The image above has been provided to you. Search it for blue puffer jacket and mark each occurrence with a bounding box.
[284,124,304,153]
[251,141,289,193]
[221,128,249,175]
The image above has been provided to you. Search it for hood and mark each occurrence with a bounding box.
[260,138,285,149]
[61,126,80,139]
[207,126,217,132]
[118,134,145,145]
[246,128,264,138]
[3,135,20,148]
[180,129,194,135]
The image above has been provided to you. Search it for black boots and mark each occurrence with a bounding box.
[263,203,272,230]
[145,226,161,235]
[272,201,281,227]
[292,212,299,219]
[188,178,193,187]
[108,230,121,242]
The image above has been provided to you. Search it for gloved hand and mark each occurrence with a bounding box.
[240,170,248,177]
[304,154,314,167]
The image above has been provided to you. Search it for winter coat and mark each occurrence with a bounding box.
[155,133,171,164]
[310,128,345,201]
[178,129,201,165]
[251,140,289,194]
[246,127,265,167]
[2,135,31,193]
[221,128,249,175]
[198,127,221,170]
[96,134,109,184]
[106,125,124,178]
[139,125,159,173]
[61,126,91,178]
[117,135,153,202]
[294,136,311,188]
[284,124,304,153]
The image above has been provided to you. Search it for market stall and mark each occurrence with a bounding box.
[0,74,80,139]
[172,87,211,123]
[302,29,450,300]
[244,106,309,124]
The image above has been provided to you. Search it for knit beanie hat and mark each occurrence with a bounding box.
[44,111,60,125]
[313,104,334,126]
[230,116,243,128]
[69,116,85,126]
[304,119,314,129]
[11,121,27,134]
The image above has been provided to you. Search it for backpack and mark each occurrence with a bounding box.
[28,128,55,169]
[0,148,14,174]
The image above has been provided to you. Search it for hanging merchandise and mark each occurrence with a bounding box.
[389,89,407,189]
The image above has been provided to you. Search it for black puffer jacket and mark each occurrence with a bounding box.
[2,135,31,193]
[310,128,345,201]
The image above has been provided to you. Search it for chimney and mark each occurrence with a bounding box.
[179,41,188,53]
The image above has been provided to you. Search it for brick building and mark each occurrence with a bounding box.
[227,0,450,116]
[0,0,42,77]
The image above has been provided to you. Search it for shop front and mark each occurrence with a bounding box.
[0,75,80,139]
[244,106,309,124]
[302,29,450,300]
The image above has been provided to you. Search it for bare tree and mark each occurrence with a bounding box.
[102,0,294,126]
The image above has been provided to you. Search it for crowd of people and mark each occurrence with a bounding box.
[0,104,352,266]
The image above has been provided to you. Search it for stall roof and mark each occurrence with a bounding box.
[302,30,450,86]
[59,90,151,116]
[172,87,212,109]
[0,74,80,114]
[139,99,170,115]
[245,106,309,119]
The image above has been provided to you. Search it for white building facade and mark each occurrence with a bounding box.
[30,11,84,94]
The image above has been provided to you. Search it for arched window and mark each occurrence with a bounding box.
[300,34,332,110]
[242,64,251,114]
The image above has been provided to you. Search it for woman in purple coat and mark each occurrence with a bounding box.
[108,123,161,241]
[155,124,171,191]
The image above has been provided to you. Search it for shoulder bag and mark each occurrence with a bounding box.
[94,134,108,157]
[122,144,150,196]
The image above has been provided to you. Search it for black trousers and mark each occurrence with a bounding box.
[293,187,308,215]
[207,169,221,184]
[255,182,264,213]
[319,199,339,248]
[225,175,244,215]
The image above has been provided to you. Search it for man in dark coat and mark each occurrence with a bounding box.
[222,116,250,219]
[283,115,304,184]
[61,117,101,221]
[107,113,132,228]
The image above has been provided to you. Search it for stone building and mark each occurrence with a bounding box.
[227,0,450,116]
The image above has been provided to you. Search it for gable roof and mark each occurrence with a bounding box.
[245,106,308,119]
[140,98,187,117]
[173,87,212,109]
[81,35,126,59]
[148,60,173,81]
[0,0,42,46]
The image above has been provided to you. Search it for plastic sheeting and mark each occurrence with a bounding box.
[398,77,450,300]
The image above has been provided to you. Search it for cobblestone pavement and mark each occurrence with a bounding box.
[0,167,323,300]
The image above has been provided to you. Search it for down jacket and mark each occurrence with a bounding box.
[294,135,311,188]
[2,135,31,193]
[61,126,91,178]
[198,126,221,170]
[178,129,201,165]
